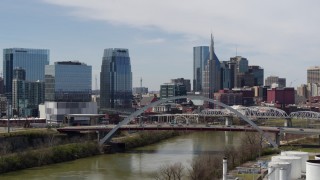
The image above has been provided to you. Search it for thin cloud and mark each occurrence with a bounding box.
[41,0,320,87]
[136,37,166,44]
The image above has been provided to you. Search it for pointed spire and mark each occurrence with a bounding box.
[210,33,215,60]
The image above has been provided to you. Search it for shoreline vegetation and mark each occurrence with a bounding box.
[0,129,181,174]
[153,132,280,180]
[0,128,317,178]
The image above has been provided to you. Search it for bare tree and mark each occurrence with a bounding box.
[154,162,184,180]
[188,154,222,180]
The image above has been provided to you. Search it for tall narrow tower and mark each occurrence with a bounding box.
[100,48,132,109]
[202,34,221,102]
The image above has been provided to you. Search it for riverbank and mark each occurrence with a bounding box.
[0,129,182,174]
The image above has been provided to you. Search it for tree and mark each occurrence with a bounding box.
[154,162,184,180]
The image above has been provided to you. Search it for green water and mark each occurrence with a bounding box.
[0,131,242,180]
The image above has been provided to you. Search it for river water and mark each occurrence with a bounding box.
[0,131,243,180]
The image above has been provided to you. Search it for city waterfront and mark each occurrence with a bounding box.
[0,131,242,180]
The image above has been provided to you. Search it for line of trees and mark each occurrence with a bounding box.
[153,132,279,180]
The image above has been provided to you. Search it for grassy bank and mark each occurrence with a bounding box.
[0,142,100,174]
[0,129,183,174]
[114,131,181,150]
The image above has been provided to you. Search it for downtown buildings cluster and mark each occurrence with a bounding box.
[1,35,320,124]
[135,35,320,114]
[1,48,132,123]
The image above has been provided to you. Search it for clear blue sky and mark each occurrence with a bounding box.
[1,0,320,90]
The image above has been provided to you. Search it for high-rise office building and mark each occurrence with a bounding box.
[249,65,264,86]
[307,66,320,84]
[45,61,92,102]
[160,83,187,103]
[265,76,286,88]
[230,56,249,88]
[3,48,49,98]
[220,61,231,89]
[171,78,191,92]
[203,34,221,101]
[193,46,209,92]
[12,67,45,117]
[100,48,132,109]
[43,61,95,122]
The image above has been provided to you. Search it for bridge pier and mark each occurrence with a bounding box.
[275,133,281,146]
[284,118,292,127]
[225,117,233,126]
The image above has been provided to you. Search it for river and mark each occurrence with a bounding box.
[0,131,243,180]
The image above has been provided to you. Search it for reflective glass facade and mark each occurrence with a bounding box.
[100,48,132,108]
[193,46,209,92]
[3,48,49,97]
[45,61,92,102]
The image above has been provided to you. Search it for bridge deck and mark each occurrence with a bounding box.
[57,125,320,135]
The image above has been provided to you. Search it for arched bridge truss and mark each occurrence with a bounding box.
[99,95,279,148]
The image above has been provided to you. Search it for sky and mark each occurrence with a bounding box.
[1,0,320,91]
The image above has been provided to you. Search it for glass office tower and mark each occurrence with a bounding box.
[100,48,132,109]
[193,46,209,92]
[3,48,49,97]
[45,61,92,102]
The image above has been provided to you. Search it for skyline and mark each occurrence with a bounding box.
[1,0,320,90]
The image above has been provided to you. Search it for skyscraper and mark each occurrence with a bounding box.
[193,46,209,92]
[248,65,264,86]
[100,48,132,109]
[3,48,49,98]
[230,56,249,88]
[43,61,95,122]
[203,34,221,101]
[265,76,286,88]
[12,67,45,117]
[307,66,320,84]
[45,61,92,102]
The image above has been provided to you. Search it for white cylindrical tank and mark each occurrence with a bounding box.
[306,160,320,180]
[315,155,320,160]
[268,161,291,180]
[222,157,227,180]
[267,166,275,180]
[272,155,301,179]
[281,151,309,172]
[279,168,287,180]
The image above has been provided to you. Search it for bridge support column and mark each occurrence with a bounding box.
[275,133,281,147]
[318,135,320,145]
[225,117,233,126]
[284,118,292,127]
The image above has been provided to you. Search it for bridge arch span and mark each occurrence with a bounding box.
[99,95,278,148]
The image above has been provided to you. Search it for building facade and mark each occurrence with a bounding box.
[214,90,242,109]
[45,61,92,102]
[12,67,45,117]
[160,83,187,103]
[267,88,295,109]
[265,76,286,88]
[307,66,320,84]
[171,78,191,92]
[203,35,221,102]
[249,66,264,86]
[43,61,94,122]
[3,48,49,98]
[193,46,209,92]
[100,48,132,109]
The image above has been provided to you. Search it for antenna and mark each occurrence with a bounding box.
[140,77,142,88]
[236,45,238,56]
